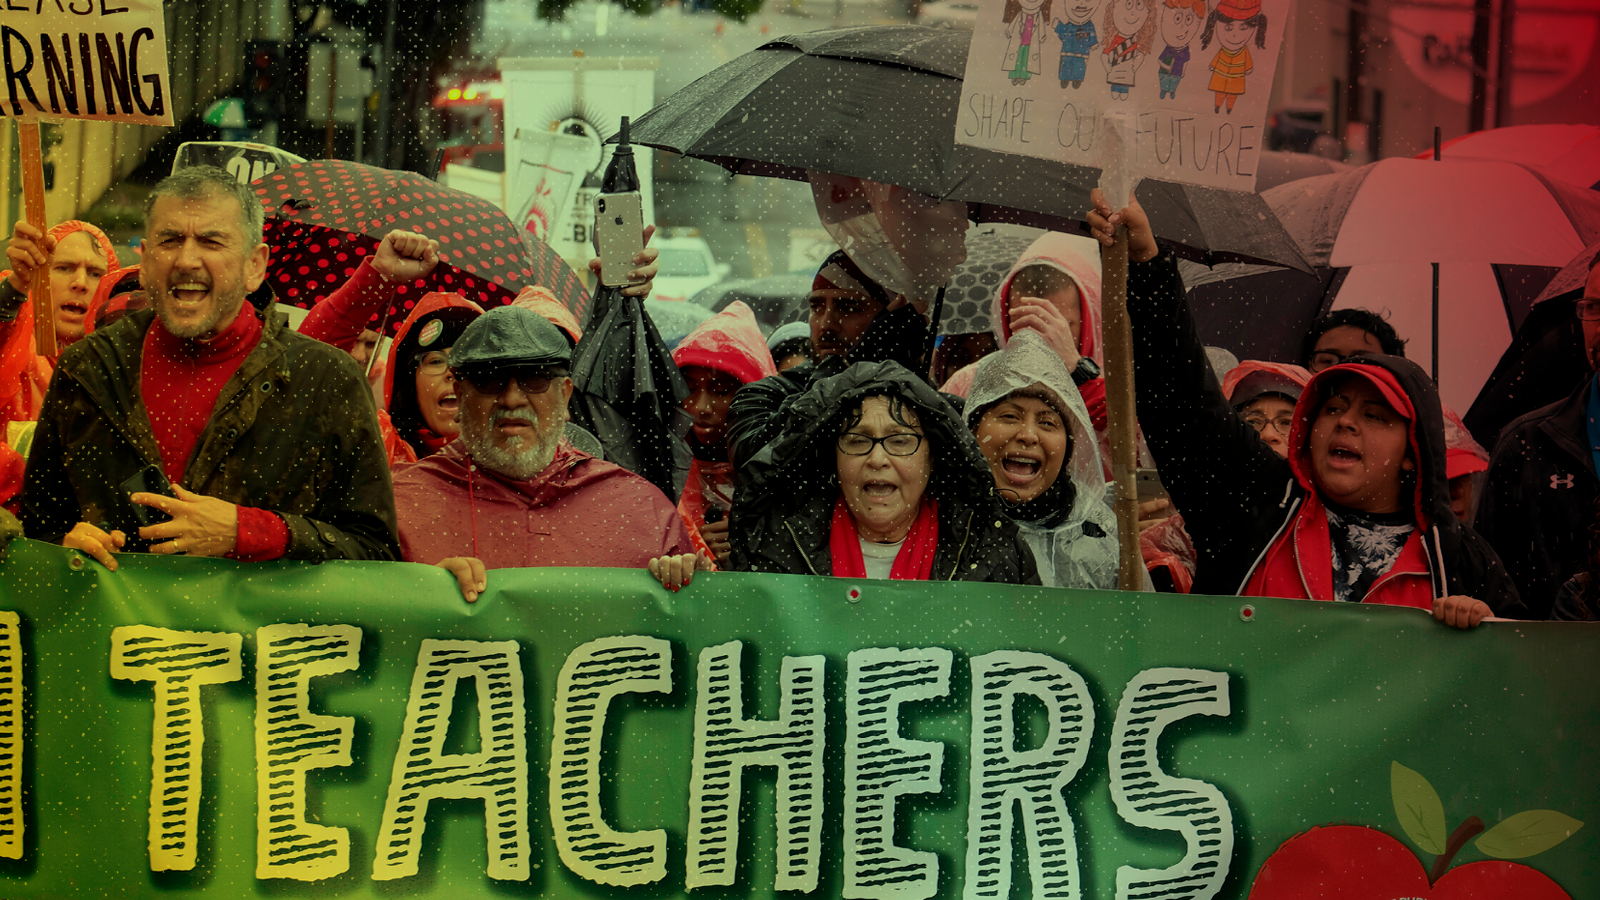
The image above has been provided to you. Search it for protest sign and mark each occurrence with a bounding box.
[0,538,1592,898]
[955,0,1290,193]
[0,0,173,127]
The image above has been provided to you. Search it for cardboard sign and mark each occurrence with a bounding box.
[956,0,1290,193]
[0,539,1594,898]
[0,0,173,126]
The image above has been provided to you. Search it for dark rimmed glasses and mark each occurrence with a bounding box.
[1243,413,1294,436]
[837,432,924,456]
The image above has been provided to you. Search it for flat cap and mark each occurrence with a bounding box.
[449,304,572,373]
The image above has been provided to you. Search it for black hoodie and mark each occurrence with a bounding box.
[1125,251,1521,612]
[729,360,1040,585]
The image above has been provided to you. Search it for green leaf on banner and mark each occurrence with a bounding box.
[1476,810,1585,859]
[1391,761,1447,855]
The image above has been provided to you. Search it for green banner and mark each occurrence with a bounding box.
[0,537,1592,898]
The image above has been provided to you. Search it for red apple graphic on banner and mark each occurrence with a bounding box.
[1249,762,1583,899]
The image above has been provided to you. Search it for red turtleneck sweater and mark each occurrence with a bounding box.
[141,306,289,561]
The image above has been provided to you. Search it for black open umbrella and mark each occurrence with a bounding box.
[630,25,1310,272]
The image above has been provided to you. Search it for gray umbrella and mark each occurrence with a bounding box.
[690,273,813,335]
[642,298,713,340]
[937,226,1042,335]
[630,25,1310,271]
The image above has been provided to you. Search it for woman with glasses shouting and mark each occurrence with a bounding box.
[649,360,1040,589]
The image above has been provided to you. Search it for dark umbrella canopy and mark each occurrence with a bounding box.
[691,273,812,334]
[937,226,1041,335]
[630,25,1310,271]
[253,160,589,333]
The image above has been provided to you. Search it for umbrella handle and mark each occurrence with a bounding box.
[365,306,394,379]
[922,285,946,380]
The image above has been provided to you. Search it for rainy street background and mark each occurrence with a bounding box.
[2,0,1596,323]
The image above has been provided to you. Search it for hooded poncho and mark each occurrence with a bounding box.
[670,301,778,539]
[966,332,1119,589]
[941,232,1104,418]
[382,292,484,465]
[0,220,121,427]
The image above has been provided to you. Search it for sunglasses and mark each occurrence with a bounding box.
[460,369,567,396]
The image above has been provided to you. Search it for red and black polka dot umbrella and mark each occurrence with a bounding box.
[252,160,590,334]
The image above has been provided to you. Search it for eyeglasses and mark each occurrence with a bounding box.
[838,431,924,457]
[1575,298,1600,321]
[1243,413,1295,436]
[461,370,565,396]
[418,353,451,376]
[1309,350,1364,371]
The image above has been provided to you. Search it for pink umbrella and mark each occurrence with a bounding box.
[1413,124,1600,191]
[1262,157,1600,414]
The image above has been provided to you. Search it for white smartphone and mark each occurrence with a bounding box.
[594,192,646,288]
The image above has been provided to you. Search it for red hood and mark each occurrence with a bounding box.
[1224,360,1311,404]
[994,232,1103,368]
[671,300,777,385]
[513,286,583,344]
[84,266,143,336]
[382,291,484,410]
[1287,362,1428,527]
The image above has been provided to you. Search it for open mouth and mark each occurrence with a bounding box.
[56,299,89,317]
[437,393,458,412]
[861,480,898,498]
[171,281,212,308]
[1327,445,1362,466]
[1000,455,1042,483]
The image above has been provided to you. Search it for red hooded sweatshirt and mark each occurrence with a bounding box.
[0,220,121,428]
[393,442,693,569]
[670,301,777,530]
[378,291,485,466]
[1243,363,1435,610]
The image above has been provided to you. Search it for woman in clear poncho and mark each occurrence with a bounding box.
[965,331,1120,589]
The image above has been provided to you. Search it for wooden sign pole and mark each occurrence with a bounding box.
[1100,225,1144,591]
[18,122,54,359]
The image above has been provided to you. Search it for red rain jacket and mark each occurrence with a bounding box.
[670,301,776,543]
[0,220,120,429]
[393,442,693,569]
[1242,364,1435,608]
[377,291,484,466]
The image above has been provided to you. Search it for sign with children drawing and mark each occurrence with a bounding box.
[958,0,1291,192]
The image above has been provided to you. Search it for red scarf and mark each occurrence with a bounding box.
[828,494,940,581]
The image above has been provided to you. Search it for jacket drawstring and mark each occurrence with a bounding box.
[468,462,479,559]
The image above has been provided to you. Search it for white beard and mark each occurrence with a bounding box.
[462,406,562,480]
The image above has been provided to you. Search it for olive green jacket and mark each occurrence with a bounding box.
[21,303,399,561]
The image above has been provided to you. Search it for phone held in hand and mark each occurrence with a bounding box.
[594,192,646,288]
[121,464,177,528]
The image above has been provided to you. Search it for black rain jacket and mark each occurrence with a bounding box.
[1476,376,1598,619]
[729,360,1040,585]
[21,303,399,560]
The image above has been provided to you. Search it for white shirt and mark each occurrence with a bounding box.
[858,537,905,580]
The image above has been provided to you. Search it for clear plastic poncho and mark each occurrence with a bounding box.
[966,331,1120,590]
